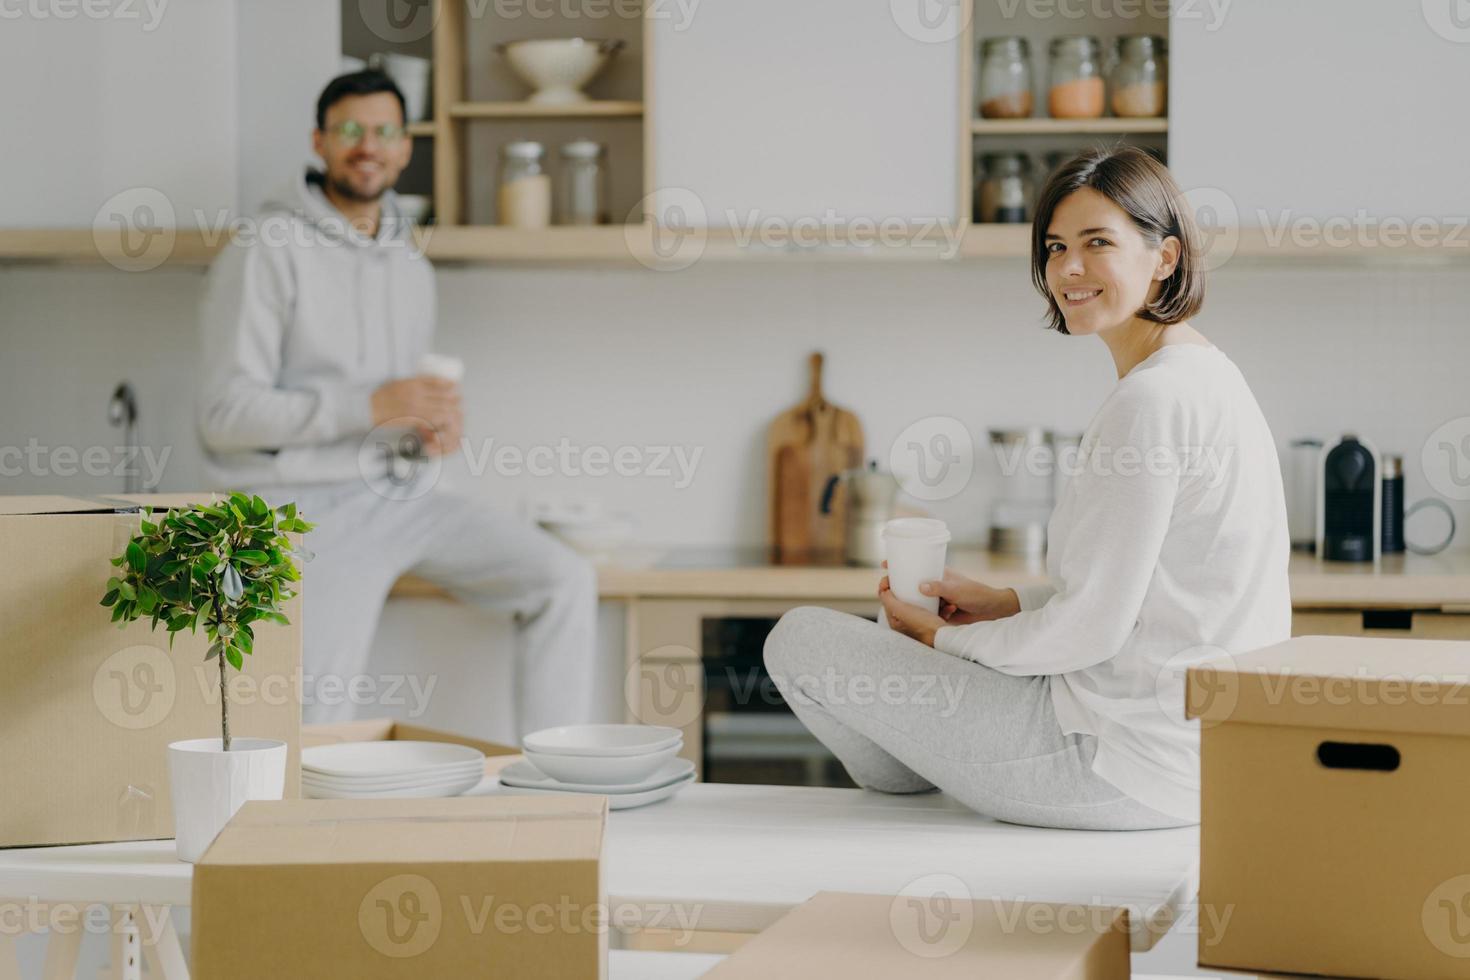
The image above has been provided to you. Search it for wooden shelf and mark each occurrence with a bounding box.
[406,121,437,137]
[448,101,644,120]
[422,225,640,262]
[971,117,1168,136]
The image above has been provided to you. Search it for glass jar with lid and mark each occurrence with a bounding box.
[976,37,1034,119]
[1109,34,1167,117]
[497,141,551,229]
[988,428,1055,556]
[1047,35,1104,119]
[975,152,1034,224]
[557,140,610,226]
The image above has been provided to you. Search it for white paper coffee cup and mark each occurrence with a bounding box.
[880,518,951,627]
[418,352,465,383]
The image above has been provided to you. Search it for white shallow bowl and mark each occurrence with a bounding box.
[301,762,485,790]
[301,740,485,779]
[523,742,680,786]
[498,770,695,810]
[495,38,625,105]
[500,757,695,796]
[523,724,681,758]
[303,770,482,800]
[540,516,634,558]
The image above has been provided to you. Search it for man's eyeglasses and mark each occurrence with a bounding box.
[325,120,407,147]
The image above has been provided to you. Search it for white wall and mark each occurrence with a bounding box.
[1,257,1466,554]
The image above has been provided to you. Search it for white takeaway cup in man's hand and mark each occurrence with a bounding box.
[418,352,465,384]
[879,518,951,628]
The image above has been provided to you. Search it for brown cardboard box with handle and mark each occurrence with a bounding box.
[192,796,607,980]
[701,891,1130,979]
[1187,634,1470,980]
[0,494,301,847]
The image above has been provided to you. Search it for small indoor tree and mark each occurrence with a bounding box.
[101,493,313,750]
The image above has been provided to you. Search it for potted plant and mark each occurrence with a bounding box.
[101,492,313,862]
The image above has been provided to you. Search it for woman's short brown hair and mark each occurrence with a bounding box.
[1030,146,1205,334]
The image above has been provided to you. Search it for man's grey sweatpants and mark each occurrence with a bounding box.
[265,480,598,738]
[763,606,1193,831]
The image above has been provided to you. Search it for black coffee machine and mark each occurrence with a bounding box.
[1317,434,1381,563]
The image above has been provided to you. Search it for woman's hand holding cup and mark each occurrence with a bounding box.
[919,569,1022,625]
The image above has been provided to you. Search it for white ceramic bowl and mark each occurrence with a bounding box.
[523,724,682,758]
[495,38,625,105]
[524,742,681,786]
[540,516,634,559]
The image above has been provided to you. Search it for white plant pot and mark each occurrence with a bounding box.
[167,737,287,863]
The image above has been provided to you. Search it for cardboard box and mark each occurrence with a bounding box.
[701,891,1130,978]
[1187,634,1470,980]
[302,718,521,780]
[193,796,607,979]
[0,494,302,847]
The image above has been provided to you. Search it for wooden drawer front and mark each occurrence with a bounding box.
[1292,610,1470,640]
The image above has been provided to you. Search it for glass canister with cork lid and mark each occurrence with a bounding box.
[1047,36,1105,119]
[497,141,552,229]
[975,152,1034,224]
[1110,35,1167,118]
[556,140,611,226]
[977,36,1034,119]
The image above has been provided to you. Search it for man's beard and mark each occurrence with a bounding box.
[326,169,386,205]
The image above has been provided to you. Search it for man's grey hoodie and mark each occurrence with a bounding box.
[196,170,435,491]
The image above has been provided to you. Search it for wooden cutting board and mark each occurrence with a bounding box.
[767,352,864,563]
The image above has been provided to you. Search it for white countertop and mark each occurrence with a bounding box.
[0,782,1196,954]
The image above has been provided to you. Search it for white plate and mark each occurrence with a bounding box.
[300,760,485,788]
[301,766,484,792]
[495,770,695,810]
[524,742,680,786]
[523,724,682,758]
[301,741,485,779]
[303,770,483,800]
[500,757,695,795]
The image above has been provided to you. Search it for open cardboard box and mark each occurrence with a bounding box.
[302,718,522,781]
[0,493,301,848]
[1188,634,1470,980]
[700,891,1130,978]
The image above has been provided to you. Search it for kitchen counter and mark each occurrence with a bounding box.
[398,548,1470,611]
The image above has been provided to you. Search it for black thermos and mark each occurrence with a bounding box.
[1381,454,1405,554]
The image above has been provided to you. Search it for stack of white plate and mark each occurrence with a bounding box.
[500,725,695,810]
[301,741,486,800]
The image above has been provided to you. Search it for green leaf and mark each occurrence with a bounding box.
[140,519,157,535]
[126,541,145,573]
[233,550,269,566]
[116,580,137,601]
[167,614,192,632]
[206,640,222,661]
[100,589,119,607]
[110,603,126,623]
[225,645,243,670]
[110,554,124,567]
[222,563,244,602]
[235,629,253,654]
[137,586,159,615]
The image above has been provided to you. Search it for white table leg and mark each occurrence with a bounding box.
[137,907,188,980]
[106,907,140,980]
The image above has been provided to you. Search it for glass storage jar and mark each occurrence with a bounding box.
[497,141,551,229]
[557,140,610,226]
[975,152,1034,224]
[1047,35,1105,119]
[1110,34,1167,117]
[976,37,1034,119]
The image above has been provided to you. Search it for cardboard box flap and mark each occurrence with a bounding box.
[1186,634,1470,737]
[201,796,605,867]
[703,892,1130,978]
[0,494,142,516]
[301,719,519,760]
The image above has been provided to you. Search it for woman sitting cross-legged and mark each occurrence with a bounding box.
[764,147,1291,831]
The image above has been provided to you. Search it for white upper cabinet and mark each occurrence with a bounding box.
[648,0,963,229]
[1169,2,1470,224]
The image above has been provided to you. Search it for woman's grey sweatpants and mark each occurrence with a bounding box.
[763,606,1194,831]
